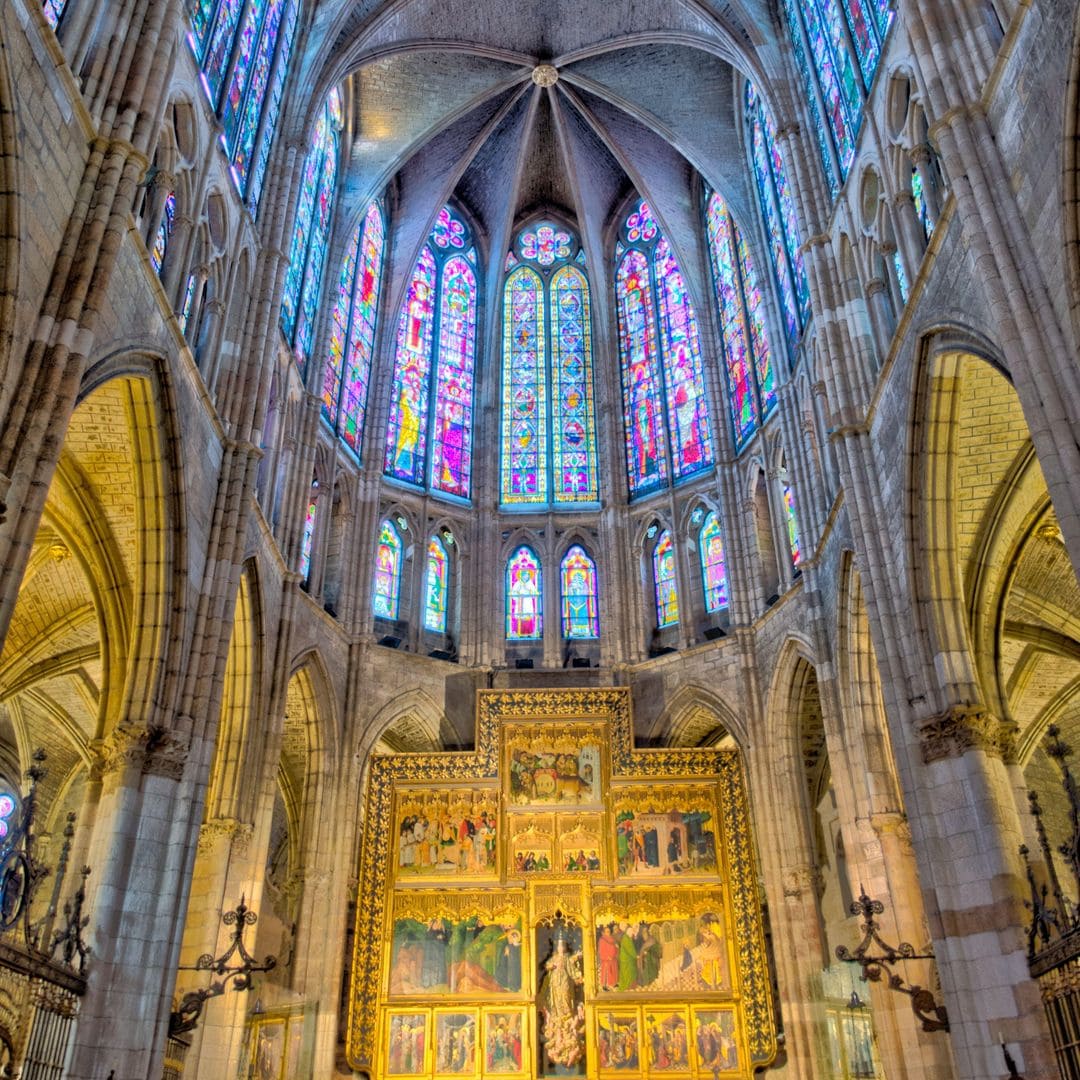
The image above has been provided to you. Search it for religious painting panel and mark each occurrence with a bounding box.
[509,818,555,875]
[434,1009,479,1076]
[250,1018,284,1080]
[596,1008,641,1073]
[558,814,604,874]
[394,788,498,880]
[506,724,602,807]
[643,1008,691,1073]
[388,893,525,997]
[386,1011,430,1076]
[592,891,730,995]
[483,1008,527,1075]
[612,787,717,878]
[692,1009,740,1074]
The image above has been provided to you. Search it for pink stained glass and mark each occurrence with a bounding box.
[736,227,776,418]
[699,511,728,612]
[150,191,176,274]
[293,139,338,365]
[43,0,67,29]
[617,250,667,495]
[784,484,801,567]
[299,499,316,581]
[220,0,264,151]
[625,201,659,244]
[842,0,880,84]
[430,256,476,498]
[521,223,572,266]
[339,202,384,455]
[551,266,597,503]
[502,267,547,504]
[385,247,437,486]
[706,191,756,448]
[653,237,713,480]
[561,545,599,639]
[653,530,678,627]
[506,546,542,640]
[431,206,467,249]
[424,536,448,633]
[322,228,359,423]
[373,520,402,620]
[0,793,15,840]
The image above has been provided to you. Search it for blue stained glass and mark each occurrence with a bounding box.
[43,0,67,29]
[425,536,449,633]
[561,545,599,639]
[784,484,801,567]
[247,0,297,212]
[220,0,263,151]
[201,0,244,102]
[912,168,934,240]
[373,520,403,620]
[893,248,909,304]
[502,267,547,504]
[842,0,881,84]
[299,498,316,580]
[150,191,176,275]
[699,512,728,612]
[188,0,217,51]
[653,530,678,627]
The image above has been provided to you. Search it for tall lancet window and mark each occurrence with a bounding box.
[615,201,713,498]
[780,0,893,191]
[705,189,777,450]
[653,529,679,627]
[322,199,386,457]
[372,519,403,620]
[424,536,449,633]
[281,88,344,367]
[699,511,729,612]
[746,85,812,352]
[186,0,299,211]
[506,546,542,640]
[501,223,598,506]
[385,206,479,500]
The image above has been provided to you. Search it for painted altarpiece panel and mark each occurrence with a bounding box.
[347,689,776,1078]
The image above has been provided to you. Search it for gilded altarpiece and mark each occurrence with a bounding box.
[347,689,776,1078]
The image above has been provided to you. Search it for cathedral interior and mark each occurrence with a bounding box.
[0,0,1077,1077]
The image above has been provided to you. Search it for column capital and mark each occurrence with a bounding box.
[98,722,189,780]
[197,816,255,857]
[781,864,823,900]
[917,705,1017,764]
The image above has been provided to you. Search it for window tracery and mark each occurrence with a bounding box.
[384,205,478,500]
[186,0,299,211]
[322,200,385,457]
[616,201,713,499]
[501,223,598,506]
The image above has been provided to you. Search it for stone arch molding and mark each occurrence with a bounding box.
[359,687,447,762]
[646,684,748,752]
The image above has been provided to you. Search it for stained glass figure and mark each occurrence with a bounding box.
[783,484,801,567]
[299,499,316,581]
[43,0,67,29]
[179,273,197,333]
[500,224,597,508]
[187,0,297,212]
[323,200,385,458]
[747,86,812,353]
[561,545,599,639]
[384,207,478,500]
[281,90,343,366]
[912,167,934,240]
[507,546,542,640]
[373,519,403,620]
[150,191,176,275]
[0,793,16,840]
[424,536,449,633]
[653,530,679,627]
[616,201,713,497]
[699,512,728,612]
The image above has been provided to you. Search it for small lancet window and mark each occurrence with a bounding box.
[373,519,403,620]
[699,512,729,613]
[424,536,449,634]
[653,530,679,627]
[506,546,542,640]
[561,545,599,640]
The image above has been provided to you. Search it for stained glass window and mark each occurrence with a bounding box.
[892,249,910,304]
[322,200,385,458]
[384,206,478,500]
[616,201,713,497]
[0,792,16,840]
[281,88,343,367]
[373,519,403,620]
[186,0,298,212]
[912,167,934,240]
[781,0,891,191]
[42,0,67,29]
[746,86,812,353]
[653,530,679,627]
[424,536,449,633]
[783,484,801,568]
[179,274,198,333]
[299,498,317,580]
[501,225,597,506]
[506,546,542,640]
[699,512,728,612]
[150,191,176,275]
[561,546,599,639]
[705,189,777,450]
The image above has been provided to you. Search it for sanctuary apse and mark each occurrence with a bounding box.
[0,0,1077,1078]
